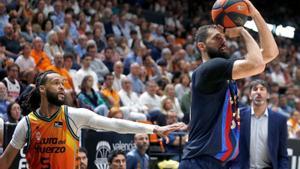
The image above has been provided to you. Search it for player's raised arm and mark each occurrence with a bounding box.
[245,0,279,63]
[71,107,185,138]
[227,27,265,80]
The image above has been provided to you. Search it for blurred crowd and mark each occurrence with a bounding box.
[0,0,300,154]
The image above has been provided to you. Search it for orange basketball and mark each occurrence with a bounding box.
[211,0,249,28]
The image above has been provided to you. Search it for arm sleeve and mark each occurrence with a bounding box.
[67,107,156,135]
[9,117,28,149]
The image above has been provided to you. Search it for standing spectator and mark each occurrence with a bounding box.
[231,79,288,169]
[126,133,150,169]
[30,37,52,71]
[2,64,22,102]
[6,102,21,123]
[112,61,126,92]
[78,147,88,169]
[108,150,126,169]
[15,43,35,72]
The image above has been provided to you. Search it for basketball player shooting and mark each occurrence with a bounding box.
[0,71,185,169]
[179,0,279,168]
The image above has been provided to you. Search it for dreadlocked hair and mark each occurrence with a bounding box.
[17,70,56,115]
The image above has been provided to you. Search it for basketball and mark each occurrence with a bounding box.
[211,0,249,28]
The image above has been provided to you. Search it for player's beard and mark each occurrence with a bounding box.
[207,46,230,59]
[46,89,65,106]
[80,163,87,169]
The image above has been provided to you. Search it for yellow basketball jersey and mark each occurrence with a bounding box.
[25,105,80,169]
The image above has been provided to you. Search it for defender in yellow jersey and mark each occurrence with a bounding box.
[0,71,185,169]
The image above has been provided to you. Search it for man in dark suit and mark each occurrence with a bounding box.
[230,79,289,169]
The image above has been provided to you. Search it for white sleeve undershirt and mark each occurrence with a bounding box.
[10,106,156,150]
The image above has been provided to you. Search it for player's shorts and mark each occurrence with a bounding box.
[179,155,228,169]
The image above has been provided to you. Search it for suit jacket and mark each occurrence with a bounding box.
[229,107,289,169]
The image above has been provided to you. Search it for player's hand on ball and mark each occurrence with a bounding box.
[225,27,245,38]
[244,0,259,17]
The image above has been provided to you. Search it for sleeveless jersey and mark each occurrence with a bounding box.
[3,77,20,101]
[25,105,80,169]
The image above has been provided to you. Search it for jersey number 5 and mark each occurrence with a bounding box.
[40,157,51,169]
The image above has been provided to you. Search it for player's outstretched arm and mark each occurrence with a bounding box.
[0,144,19,169]
[245,0,279,63]
[226,27,265,80]
[73,107,185,137]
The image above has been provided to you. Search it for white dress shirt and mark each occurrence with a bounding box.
[250,107,271,169]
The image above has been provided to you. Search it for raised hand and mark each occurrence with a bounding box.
[244,0,260,17]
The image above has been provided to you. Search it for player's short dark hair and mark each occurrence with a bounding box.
[195,25,217,44]
[79,147,88,155]
[107,150,126,164]
[249,79,270,93]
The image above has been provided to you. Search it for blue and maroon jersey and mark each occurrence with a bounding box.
[182,57,240,163]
